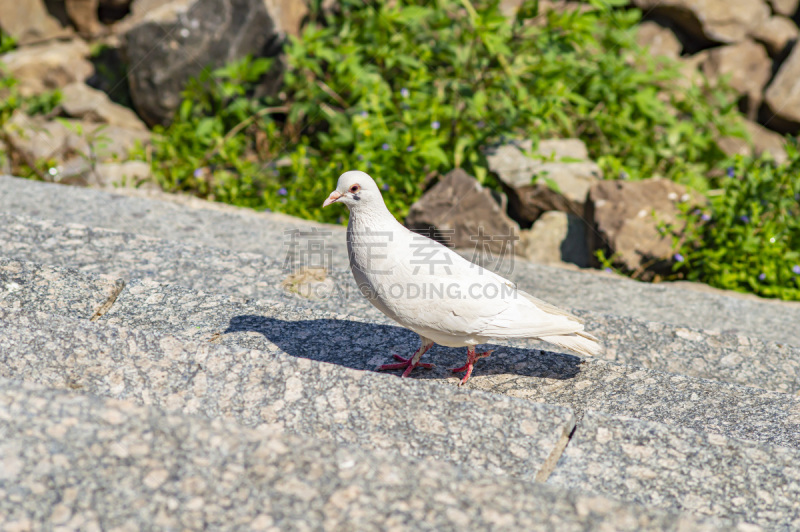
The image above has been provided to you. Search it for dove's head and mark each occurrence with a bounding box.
[322,170,386,212]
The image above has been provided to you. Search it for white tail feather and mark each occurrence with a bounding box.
[539,331,603,357]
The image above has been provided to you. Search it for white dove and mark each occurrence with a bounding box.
[323,170,602,385]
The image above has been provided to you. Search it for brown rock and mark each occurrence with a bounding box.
[633,0,769,44]
[768,0,799,17]
[0,0,73,45]
[2,111,150,171]
[717,119,788,164]
[486,138,602,227]
[61,82,148,131]
[636,20,683,58]
[405,169,519,254]
[0,39,93,97]
[519,211,589,268]
[765,43,800,131]
[750,15,798,56]
[65,0,103,36]
[587,179,697,274]
[263,0,309,38]
[700,40,771,119]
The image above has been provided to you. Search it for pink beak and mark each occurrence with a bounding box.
[322,190,343,208]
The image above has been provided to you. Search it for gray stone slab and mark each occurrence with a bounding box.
[0,380,727,532]
[0,257,123,320]
[2,175,799,347]
[549,410,800,529]
[94,278,800,450]
[580,311,800,395]
[3,210,799,394]
[0,307,575,484]
[4,245,798,396]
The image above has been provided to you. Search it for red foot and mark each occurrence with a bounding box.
[378,344,434,378]
[451,349,493,385]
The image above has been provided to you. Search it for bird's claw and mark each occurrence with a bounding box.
[378,354,434,377]
[450,350,493,385]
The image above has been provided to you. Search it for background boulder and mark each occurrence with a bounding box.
[486,138,601,228]
[121,0,281,126]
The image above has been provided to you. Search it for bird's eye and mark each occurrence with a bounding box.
[349,184,360,194]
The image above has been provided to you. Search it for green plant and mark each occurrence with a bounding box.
[0,30,16,55]
[670,150,800,300]
[146,0,743,224]
[137,55,283,206]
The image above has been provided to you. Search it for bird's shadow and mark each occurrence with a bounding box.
[224,315,583,382]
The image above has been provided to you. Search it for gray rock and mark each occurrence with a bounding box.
[90,281,800,449]
[0,0,72,45]
[549,410,800,529]
[405,169,519,254]
[519,211,589,268]
[632,0,770,45]
[0,39,94,97]
[486,138,601,227]
[122,0,280,126]
[4,255,798,450]
[0,306,576,484]
[0,380,726,531]
[0,257,123,320]
[586,178,696,275]
[581,311,800,395]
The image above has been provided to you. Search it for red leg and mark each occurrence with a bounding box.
[378,341,434,377]
[451,347,493,385]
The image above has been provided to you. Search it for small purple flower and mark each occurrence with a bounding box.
[357,154,364,161]
[604,267,613,273]
[193,168,204,178]
[740,215,750,223]
[701,213,711,221]
[400,88,409,98]
[793,265,800,275]
[406,146,414,152]
[360,111,368,118]
[381,184,389,191]
[382,143,390,151]
[727,166,735,178]
[759,273,767,281]
[476,120,486,129]
[431,121,441,130]
[278,187,287,196]
[673,253,685,263]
